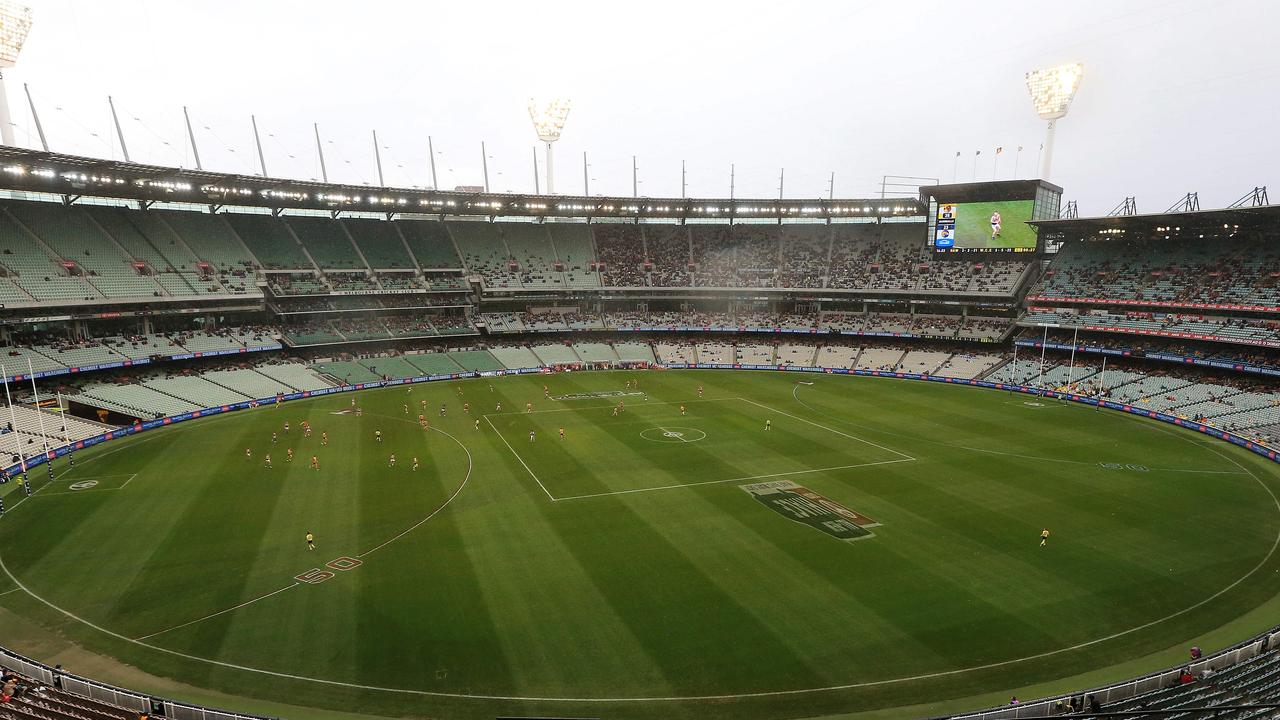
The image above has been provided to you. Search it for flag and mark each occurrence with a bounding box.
[1018,145,1024,151]
[996,147,1003,154]
[955,151,961,157]
[975,150,981,156]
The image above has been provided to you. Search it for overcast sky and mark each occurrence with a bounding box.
[4,0,1277,214]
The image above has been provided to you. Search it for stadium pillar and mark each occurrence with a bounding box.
[681,160,686,199]
[481,141,489,193]
[828,172,835,200]
[582,150,589,196]
[545,141,555,194]
[778,168,784,200]
[0,72,13,146]
[1041,120,1058,180]
[632,155,637,198]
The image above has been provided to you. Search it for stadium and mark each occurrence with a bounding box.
[0,3,1277,720]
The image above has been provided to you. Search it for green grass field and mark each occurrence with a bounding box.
[950,200,1036,250]
[0,370,1277,720]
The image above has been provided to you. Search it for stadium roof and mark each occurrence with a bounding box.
[1030,203,1280,241]
[0,146,925,222]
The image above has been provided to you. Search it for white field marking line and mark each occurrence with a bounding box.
[32,473,141,497]
[133,583,301,641]
[0,587,20,597]
[134,416,475,641]
[354,421,473,560]
[790,384,1247,476]
[736,396,916,462]
[656,426,689,443]
[554,458,915,502]
[0,377,1272,701]
[482,397,732,416]
[485,414,556,502]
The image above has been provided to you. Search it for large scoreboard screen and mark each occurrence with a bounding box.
[933,200,1036,253]
[924,180,1061,255]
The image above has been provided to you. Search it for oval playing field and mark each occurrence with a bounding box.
[0,370,1277,720]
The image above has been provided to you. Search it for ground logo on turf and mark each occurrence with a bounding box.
[740,480,879,542]
[551,390,645,401]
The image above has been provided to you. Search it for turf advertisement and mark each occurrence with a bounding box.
[740,480,878,542]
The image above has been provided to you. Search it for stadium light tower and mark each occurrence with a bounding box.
[528,98,570,194]
[1024,62,1083,181]
[0,2,32,148]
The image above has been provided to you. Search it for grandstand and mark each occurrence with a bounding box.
[0,138,1278,720]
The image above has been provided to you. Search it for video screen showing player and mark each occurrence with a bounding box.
[933,200,1036,252]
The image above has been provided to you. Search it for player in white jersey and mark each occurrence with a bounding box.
[990,211,1002,240]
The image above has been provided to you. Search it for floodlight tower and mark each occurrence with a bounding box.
[0,2,32,148]
[528,98,571,194]
[1024,62,1083,181]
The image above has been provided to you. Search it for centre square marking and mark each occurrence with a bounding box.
[639,426,707,443]
[740,480,880,543]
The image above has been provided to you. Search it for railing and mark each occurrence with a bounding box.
[938,625,1280,720]
[0,645,275,720]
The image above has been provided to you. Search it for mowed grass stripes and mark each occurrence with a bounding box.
[0,370,1276,720]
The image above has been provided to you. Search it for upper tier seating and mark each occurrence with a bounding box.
[6,202,167,299]
[223,213,312,270]
[450,221,517,288]
[397,220,463,269]
[343,218,416,269]
[1033,236,1280,308]
[158,211,258,294]
[287,216,363,270]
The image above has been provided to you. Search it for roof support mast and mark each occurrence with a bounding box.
[251,115,267,177]
[107,95,129,162]
[22,83,44,151]
[183,106,201,170]
[313,123,327,183]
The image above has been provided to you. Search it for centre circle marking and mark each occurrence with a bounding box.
[640,427,706,443]
[68,480,99,491]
